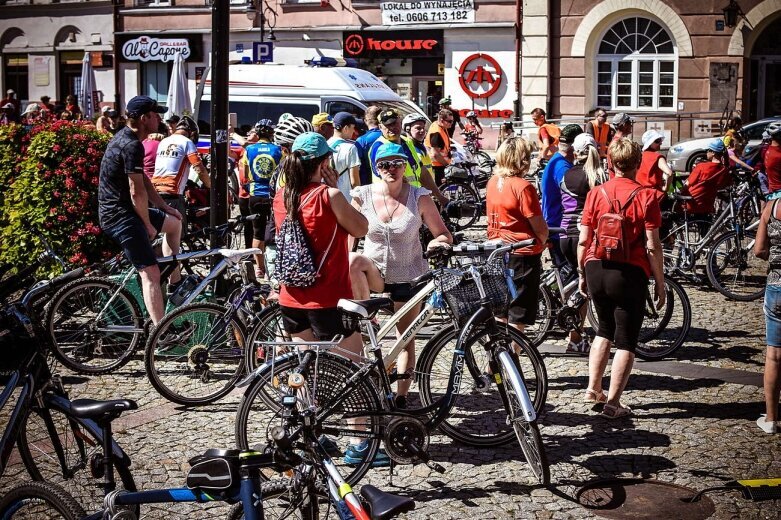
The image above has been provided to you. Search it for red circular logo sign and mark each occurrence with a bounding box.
[345,34,364,56]
[458,53,503,100]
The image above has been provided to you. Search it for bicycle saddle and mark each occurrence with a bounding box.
[337,298,394,319]
[69,399,138,421]
[360,485,415,520]
[673,193,693,201]
[548,226,566,235]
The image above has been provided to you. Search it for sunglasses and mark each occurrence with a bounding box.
[377,159,406,171]
[444,119,454,123]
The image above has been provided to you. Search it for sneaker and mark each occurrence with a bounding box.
[566,338,591,355]
[756,415,778,434]
[343,441,390,467]
[317,435,342,457]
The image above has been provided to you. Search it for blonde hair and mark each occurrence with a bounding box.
[495,136,532,177]
[574,145,605,188]
[607,138,642,175]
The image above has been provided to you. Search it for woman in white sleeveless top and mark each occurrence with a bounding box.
[349,142,452,408]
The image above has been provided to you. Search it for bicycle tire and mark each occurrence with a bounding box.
[145,301,247,406]
[244,302,288,373]
[417,323,548,447]
[235,352,383,486]
[496,348,550,485]
[17,404,138,516]
[474,151,494,178]
[438,180,481,230]
[635,277,692,360]
[46,276,144,374]
[226,478,320,520]
[706,230,766,301]
[0,481,86,519]
[525,285,555,347]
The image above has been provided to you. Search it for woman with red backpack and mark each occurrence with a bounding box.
[576,138,666,419]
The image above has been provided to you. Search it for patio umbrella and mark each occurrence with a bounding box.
[78,52,98,119]
[165,51,191,120]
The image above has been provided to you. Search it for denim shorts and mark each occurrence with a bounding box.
[103,209,166,270]
[764,284,781,347]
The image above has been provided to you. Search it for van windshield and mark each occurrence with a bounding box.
[197,100,320,135]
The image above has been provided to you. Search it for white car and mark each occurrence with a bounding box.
[666,117,781,172]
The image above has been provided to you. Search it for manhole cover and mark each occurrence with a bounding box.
[576,479,715,520]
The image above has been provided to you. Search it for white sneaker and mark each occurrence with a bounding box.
[756,415,778,434]
[565,339,590,355]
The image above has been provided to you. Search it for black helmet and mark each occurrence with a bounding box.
[254,118,275,138]
[175,115,199,143]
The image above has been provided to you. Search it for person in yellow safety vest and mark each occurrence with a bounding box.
[425,109,454,186]
[369,108,448,205]
[585,107,615,160]
[531,107,560,161]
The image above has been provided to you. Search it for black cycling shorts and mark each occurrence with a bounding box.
[249,196,272,241]
[280,306,353,341]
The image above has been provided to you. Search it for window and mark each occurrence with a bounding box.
[3,54,28,102]
[596,17,677,111]
[142,62,171,104]
[196,100,319,136]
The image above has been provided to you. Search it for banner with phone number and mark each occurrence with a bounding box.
[380,0,475,26]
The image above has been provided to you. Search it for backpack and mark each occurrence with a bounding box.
[594,186,643,262]
[275,186,337,288]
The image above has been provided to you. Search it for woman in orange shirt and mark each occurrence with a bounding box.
[486,137,549,332]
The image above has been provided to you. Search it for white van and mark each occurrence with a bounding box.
[195,64,425,137]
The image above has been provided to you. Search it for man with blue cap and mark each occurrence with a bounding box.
[328,112,361,202]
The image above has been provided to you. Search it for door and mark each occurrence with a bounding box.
[412,77,441,119]
[760,61,781,118]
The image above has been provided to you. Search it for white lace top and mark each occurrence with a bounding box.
[351,184,431,284]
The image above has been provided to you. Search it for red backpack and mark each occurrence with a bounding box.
[594,186,643,262]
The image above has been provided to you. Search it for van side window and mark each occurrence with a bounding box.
[196,101,319,135]
[325,101,365,119]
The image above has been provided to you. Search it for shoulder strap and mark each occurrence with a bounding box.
[620,187,643,214]
[297,184,327,212]
[600,185,642,214]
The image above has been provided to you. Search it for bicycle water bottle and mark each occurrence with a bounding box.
[168,274,200,307]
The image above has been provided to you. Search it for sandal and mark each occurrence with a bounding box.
[602,403,632,419]
[566,339,591,355]
[584,389,607,404]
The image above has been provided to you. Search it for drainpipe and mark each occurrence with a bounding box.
[513,0,523,120]
[546,0,552,116]
[113,0,120,108]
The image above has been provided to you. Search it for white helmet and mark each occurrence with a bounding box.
[401,113,428,133]
[766,121,781,141]
[274,116,314,147]
[466,111,476,118]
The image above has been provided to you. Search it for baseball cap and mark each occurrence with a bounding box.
[6,89,14,95]
[333,112,357,130]
[559,124,584,144]
[642,129,665,151]
[126,95,165,118]
[573,133,598,154]
[707,138,726,153]
[165,114,181,125]
[374,142,407,162]
[292,131,334,161]
[311,112,333,128]
[378,108,400,126]
[22,103,40,115]
[438,97,451,106]
[1,103,14,110]
[612,113,634,126]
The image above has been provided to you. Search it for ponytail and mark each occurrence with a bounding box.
[282,151,328,215]
[575,145,606,188]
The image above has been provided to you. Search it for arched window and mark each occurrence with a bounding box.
[596,17,677,111]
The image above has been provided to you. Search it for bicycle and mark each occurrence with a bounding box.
[0,401,414,520]
[438,164,483,231]
[462,131,495,178]
[234,240,550,487]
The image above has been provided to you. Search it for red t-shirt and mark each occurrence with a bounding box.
[272,183,353,309]
[766,145,781,193]
[581,177,662,277]
[486,175,545,255]
[684,161,730,214]
[637,151,665,191]
[143,139,160,179]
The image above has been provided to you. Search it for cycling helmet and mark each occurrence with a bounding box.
[278,112,293,124]
[401,113,428,133]
[766,121,781,141]
[253,118,275,138]
[466,111,477,118]
[273,116,314,148]
[175,115,199,143]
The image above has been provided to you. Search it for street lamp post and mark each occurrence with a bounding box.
[246,0,277,45]
[722,0,745,29]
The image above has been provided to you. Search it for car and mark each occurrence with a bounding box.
[666,116,781,172]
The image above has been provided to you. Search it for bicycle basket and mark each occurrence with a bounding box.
[436,260,511,325]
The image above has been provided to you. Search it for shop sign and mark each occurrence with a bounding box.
[343,30,443,59]
[116,34,205,63]
[458,53,502,100]
[380,0,475,26]
[458,108,514,119]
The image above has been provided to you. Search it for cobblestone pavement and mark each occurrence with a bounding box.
[2,279,780,519]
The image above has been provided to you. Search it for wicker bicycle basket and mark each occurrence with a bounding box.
[435,258,511,325]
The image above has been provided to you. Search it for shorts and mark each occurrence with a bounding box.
[249,196,272,241]
[160,194,187,234]
[585,260,648,353]
[103,208,166,270]
[280,306,353,341]
[764,284,781,347]
[506,254,542,326]
[432,165,447,186]
[384,282,418,303]
[560,236,579,270]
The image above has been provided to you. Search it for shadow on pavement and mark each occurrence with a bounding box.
[547,374,723,393]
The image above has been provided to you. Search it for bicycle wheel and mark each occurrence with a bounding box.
[417,323,548,447]
[244,302,288,373]
[18,406,137,515]
[46,277,144,374]
[706,230,766,301]
[145,302,246,406]
[474,151,494,178]
[496,348,550,485]
[227,478,320,520]
[0,481,85,520]
[438,181,481,230]
[635,277,692,360]
[525,285,555,347]
[235,352,382,486]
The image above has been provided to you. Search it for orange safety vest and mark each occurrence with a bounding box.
[540,123,560,155]
[590,120,610,158]
[425,121,451,167]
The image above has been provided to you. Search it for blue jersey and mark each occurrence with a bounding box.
[540,152,573,231]
[245,141,283,197]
